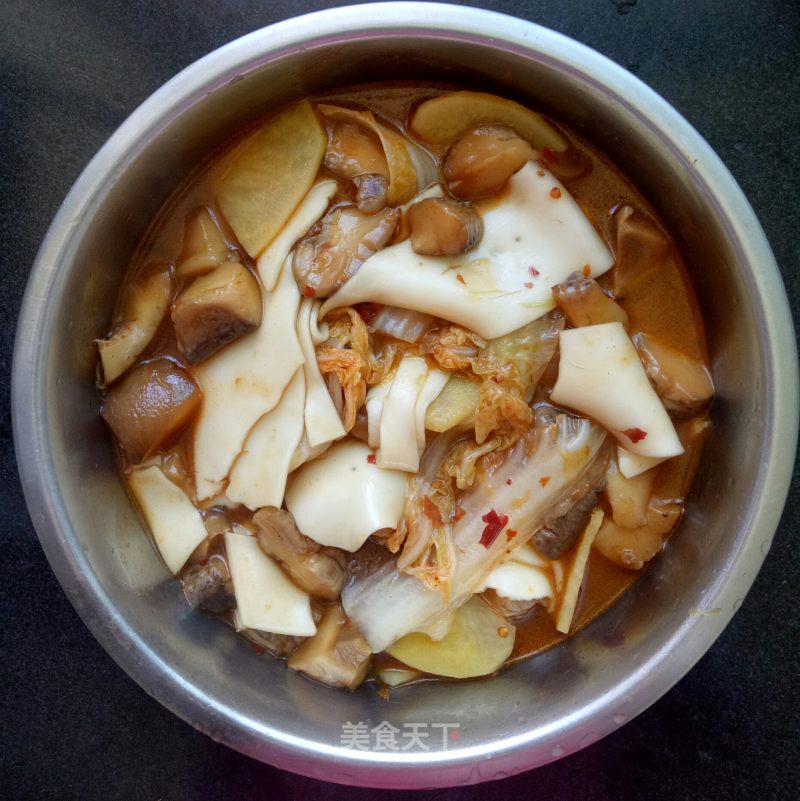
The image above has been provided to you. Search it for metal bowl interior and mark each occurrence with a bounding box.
[12,2,798,789]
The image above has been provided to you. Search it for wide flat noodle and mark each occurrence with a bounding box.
[257,181,337,292]
[322,163,614,339]
[192,255,303,500]
[296,298,346,447]
[226,368,306,510]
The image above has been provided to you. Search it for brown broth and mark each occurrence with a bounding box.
[106,83,710,684]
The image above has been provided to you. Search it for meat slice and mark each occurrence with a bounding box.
[287,603,372,689]
[254,507,347,600]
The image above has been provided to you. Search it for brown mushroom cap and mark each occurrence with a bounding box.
[407,197,483,257]
[444,125,536,199]
[101,357,201,463]
[171,261,262,364]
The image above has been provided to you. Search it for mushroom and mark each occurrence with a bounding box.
[181,547,236,615]
[171,261,262,364]
[97,260,173,386]
[292,205,398,298]
[406,198,483,256]
[633,332,714,415]
[177,207,232,278]
[353,173,389,214]
[287,603,372,690]
[593,501,682,570]
[101,357,201,463]
[532,488,602,559]
[612,205,671,297]
[253,507,347,600]
[324,120,390,213]
[324,119,390,179]
[551,272,628,328]
[444,125,536,199]
[481,589,541,623]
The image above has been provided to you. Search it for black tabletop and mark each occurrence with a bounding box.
[2,1,799,799]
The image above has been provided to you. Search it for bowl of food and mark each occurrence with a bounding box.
[12,1,797,788]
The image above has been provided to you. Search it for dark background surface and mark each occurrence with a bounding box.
[2,1,798,799]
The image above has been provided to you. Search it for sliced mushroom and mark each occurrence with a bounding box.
[444,125,536,199]
[253,507,347,600]
[181,548,236,615]
[540,146,592,183]
[353,173,388,214]
[633,332,714,415]
[593,501,682,570]
[613,206,671,297]
[287,603,372,690]
[605,458,654,529]
[532,488,602,559]
[101,358,201,463]
[171,261,262,364]
[177,207,231,278]
[292,205,398,298]
[552,272,628,328]
[98,261,173,386]
[407,198,483,256]
[324,119,390,178]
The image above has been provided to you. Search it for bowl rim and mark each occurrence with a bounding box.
[11,1,799,787]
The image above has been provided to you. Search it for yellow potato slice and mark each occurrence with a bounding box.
[317,104,418,205]
[410,91,568,152]
[215,100,327,257]
[387,596,515,679]
[424,375,479,432]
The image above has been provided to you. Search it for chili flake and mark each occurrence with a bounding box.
[456,273,466,285]
[539,476,551,488]
[356,302,382,323]
[251,643,266,655]
[423,496,443,524]
[497,626,510,639]
[366,454,377,465]
[550,187,562,199]
[454,507,466,522]
[480,509,509,548]
[529,266,541,277]
[524,281,534,288]
[506,528,518,541]
[506,478,513,486]
[303,285,316,298]
[623,427,648,444]
[582,264,591,277]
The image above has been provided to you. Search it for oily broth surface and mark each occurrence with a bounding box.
[108,83,709,679]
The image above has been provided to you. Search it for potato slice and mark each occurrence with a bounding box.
[317,104,419,205]
[424,375,479,432]
[215,100,327,257]
[387,596,515,679]
[410,91,568,152]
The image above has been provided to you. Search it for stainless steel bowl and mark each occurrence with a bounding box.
[12,2,798,788]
